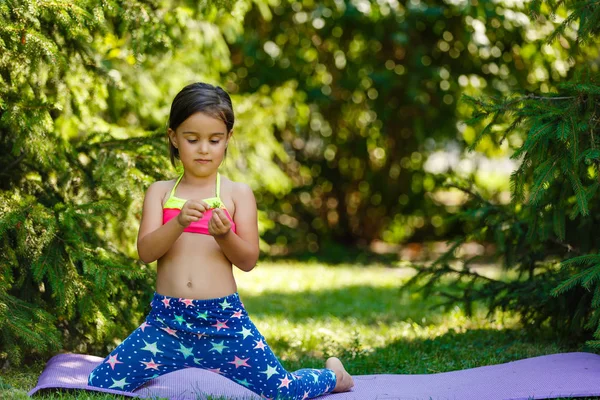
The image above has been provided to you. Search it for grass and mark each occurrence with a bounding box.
[1,260,598,399]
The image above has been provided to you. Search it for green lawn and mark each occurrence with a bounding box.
[1,260,597,399]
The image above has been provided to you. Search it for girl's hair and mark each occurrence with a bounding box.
[167,82,234,167]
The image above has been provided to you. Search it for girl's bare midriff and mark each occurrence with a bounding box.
[155,180,238,300]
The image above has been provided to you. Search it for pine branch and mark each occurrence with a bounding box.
[0,151,25,175]
[589,113,600,183]
[444,183,488,204]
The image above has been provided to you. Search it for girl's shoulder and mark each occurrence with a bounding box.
[146,179,178,207]
[221,176,255,207]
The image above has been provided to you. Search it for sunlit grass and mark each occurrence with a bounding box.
[1,261,595,399]
[233,261,566,373]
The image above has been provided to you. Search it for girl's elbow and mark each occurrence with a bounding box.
[140,255,155,264]
[242,254,260,272]
[138,251,153,264]
[238,257,258,272]
[137,244,156,264]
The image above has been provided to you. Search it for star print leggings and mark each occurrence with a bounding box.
[88,292,337,399]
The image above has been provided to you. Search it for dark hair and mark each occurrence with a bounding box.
[167,82,235,166]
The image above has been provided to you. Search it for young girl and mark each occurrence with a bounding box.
[88,82,354,399]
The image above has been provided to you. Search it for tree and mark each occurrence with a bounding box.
[405,0,600,343]
[223,0,576,255]
[0,0,296,365]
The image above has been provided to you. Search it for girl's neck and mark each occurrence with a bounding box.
[181,170,218,188]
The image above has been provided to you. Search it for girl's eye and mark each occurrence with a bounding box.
[187,139,197,143]
[210,140,220,144]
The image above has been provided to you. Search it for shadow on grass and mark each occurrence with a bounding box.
[283,327,598,375]
[240,284,449,324]
[261,244,400,266]
[346,328,598,375]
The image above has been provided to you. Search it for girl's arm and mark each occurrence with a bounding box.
[213,182,260,272]
[136,182,186,263]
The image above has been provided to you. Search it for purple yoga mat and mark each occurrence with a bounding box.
[28,352,600,400]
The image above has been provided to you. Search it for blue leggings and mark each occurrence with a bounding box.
[88,292,336,399]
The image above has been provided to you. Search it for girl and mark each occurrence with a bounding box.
[88,82,354,399]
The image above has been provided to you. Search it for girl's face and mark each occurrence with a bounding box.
[168,112,231,174]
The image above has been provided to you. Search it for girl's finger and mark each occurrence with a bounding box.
[215,208,228,224]
[189,200,207,212]
[188,209,203,217]
[198,200,211,211]
[212,211,223,229]
[209,218,219,235]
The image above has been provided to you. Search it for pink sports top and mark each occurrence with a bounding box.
[162,173,236,235]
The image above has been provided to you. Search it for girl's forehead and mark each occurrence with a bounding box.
[179,112,227,134]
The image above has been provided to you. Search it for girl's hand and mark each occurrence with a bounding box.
[177,200,209,228]
[208,208,231,237]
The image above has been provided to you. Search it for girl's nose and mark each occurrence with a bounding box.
[199,141,209,153]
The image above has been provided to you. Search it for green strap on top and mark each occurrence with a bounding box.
[171,173,220,198]
[170,173,185,198]
[164,172,222,210]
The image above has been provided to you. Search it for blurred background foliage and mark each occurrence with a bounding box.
[226,0,590,256]
[1,0,599,365]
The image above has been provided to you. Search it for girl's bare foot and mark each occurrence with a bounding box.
[325,357,354,393]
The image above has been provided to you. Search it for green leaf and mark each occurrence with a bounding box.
[530,159,557,205]
[578,148,600,164]
[557,118,570,141]
[567,169,589,216]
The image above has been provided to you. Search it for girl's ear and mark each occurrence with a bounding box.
[167,128,178,149]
